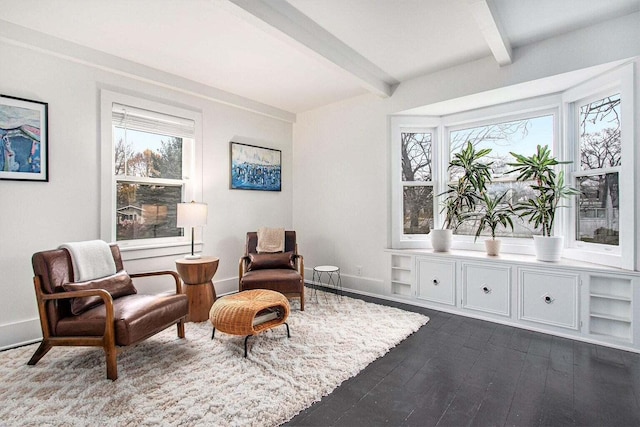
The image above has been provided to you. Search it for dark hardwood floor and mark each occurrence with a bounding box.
[285,290,640,427]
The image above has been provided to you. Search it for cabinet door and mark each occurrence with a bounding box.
[519,268,579,330]
[416,258,456,305]
[462,263,511,317]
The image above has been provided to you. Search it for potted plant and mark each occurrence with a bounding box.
[508,145,579,261]
[468,191,514,256]
[432,141,492,252]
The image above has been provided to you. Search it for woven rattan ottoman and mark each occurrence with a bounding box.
[209,289,290,357]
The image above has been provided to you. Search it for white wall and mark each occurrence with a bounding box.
[293,94,389,295]
[0,39,294,349]
[293,12,640,298]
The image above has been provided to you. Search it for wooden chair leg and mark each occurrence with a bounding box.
[177,319,185,338]
[105,347,118,381]
[27,340,52,365]
[300,290,305,311]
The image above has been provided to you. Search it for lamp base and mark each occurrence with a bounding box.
[184,254,202,260]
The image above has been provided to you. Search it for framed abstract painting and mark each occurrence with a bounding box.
[0,95,48,182]
[230,142,281,191]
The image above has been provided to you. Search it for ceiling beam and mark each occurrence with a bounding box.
[227,0,398,97]
[467,0,513,66]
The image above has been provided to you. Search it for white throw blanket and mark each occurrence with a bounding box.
[256,227,285,253]
[59,240,117,282]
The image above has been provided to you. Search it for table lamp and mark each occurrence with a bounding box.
[177,201,208,259]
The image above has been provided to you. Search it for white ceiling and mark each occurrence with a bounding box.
[0,0,638,114]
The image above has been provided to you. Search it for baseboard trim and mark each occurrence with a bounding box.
[0,318,41,351]
[213,277,240,297]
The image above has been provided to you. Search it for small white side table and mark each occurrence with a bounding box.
[312,265,343,302]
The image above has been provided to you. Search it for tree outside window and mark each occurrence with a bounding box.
[575,93,621,246]
[401,132,433,235]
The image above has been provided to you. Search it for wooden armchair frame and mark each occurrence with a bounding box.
[238,231,305,310]
[28,269,185,381]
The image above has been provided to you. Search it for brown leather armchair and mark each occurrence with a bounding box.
[239,231,304,310]
[29,244,188,380]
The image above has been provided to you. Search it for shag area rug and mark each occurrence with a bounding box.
[0,291,428,426]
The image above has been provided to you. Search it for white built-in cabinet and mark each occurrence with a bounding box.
[416,258,456,305]
[387,249,640,352]
[462,263,511,317]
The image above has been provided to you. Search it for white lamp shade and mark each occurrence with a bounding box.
[176,202,208,228]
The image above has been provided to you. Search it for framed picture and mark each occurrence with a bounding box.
[0,95,48,182]
[230,142,281,191]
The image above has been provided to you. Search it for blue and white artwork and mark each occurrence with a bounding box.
[230,142,281,191]
[0,95,48,181]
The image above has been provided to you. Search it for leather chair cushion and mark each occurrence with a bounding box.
[62,271,137,315]
[56,293,188,346]
[240,269,302,293]
[247,252,295,271]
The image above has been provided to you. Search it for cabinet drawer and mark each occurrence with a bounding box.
[462,263,511,317]
[416,258,456,305]
[519,269,579,330]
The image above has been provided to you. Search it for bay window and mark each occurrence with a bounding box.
[390,62,635,269]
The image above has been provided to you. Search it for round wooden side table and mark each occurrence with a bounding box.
[175,256,219,322]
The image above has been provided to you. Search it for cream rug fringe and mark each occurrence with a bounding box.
[0,291,428,426]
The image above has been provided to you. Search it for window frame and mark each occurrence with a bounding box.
[562,64,635,270]
[438,97,561,254]
[390,116,439,248]
[100,90,203,256]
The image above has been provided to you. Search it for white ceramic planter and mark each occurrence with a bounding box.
[484,239,501,256]
[533,235,564,262]
[430,229,453,252]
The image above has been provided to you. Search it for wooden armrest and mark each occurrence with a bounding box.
[32,276,115,347]
[41,287,113,305]
[41,288,115,318]
[130,270,182,294]
[293,254,304,275]
[239,256,250,279]
[45,288,116,327]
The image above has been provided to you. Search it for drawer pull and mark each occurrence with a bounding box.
[482,286,491,294]
[433,279,439,286]
[543,294,554,304]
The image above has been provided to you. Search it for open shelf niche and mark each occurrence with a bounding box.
[589,275,632,342]
[390,254,414,297]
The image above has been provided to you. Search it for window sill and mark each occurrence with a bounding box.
[119,241,204,261]
[384,247,630,273]
[392,235,628,271]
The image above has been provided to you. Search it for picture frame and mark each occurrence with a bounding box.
[230,141,281,191]
[0,95,48,182]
